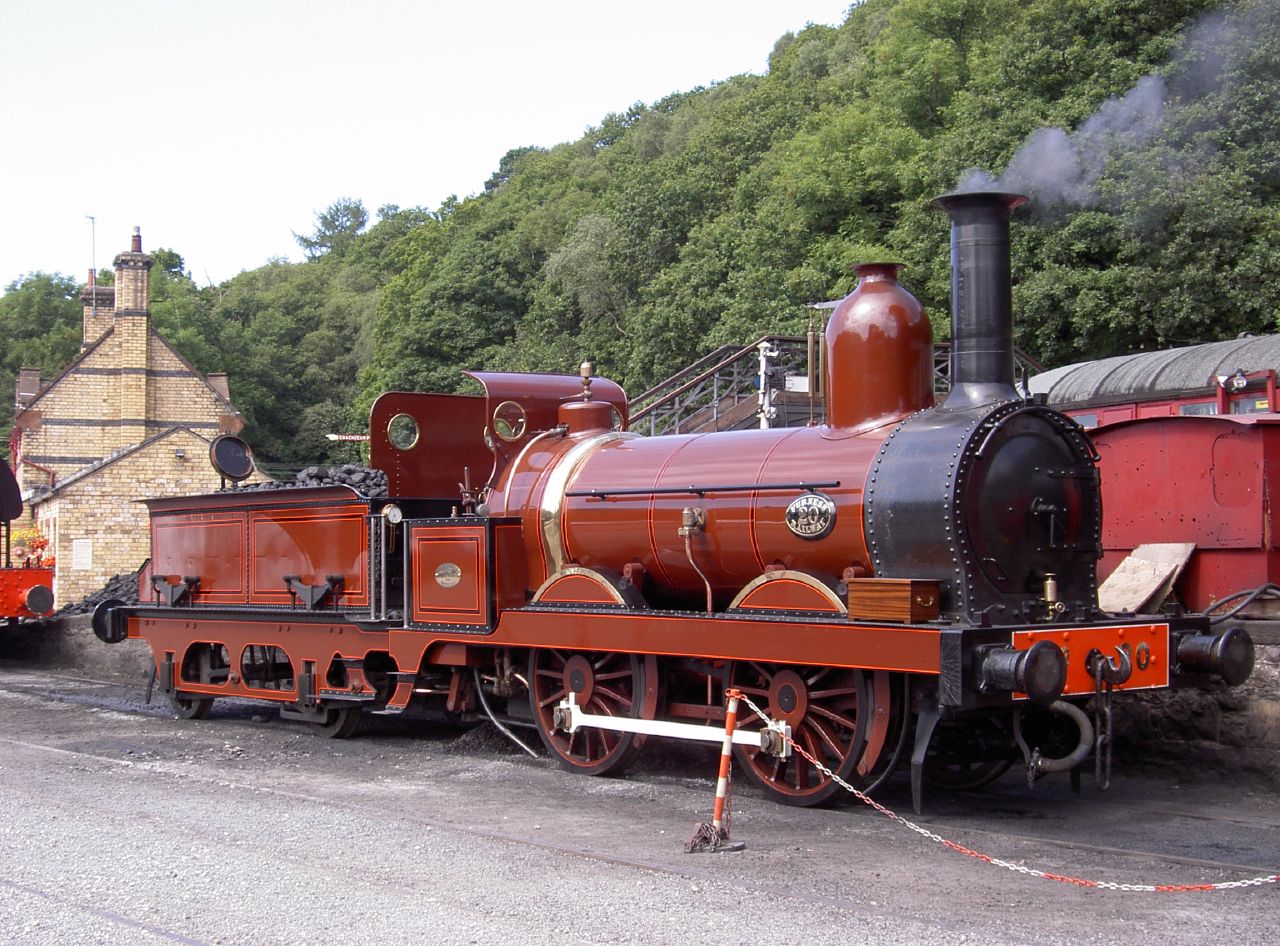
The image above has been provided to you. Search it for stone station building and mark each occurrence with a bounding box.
[10,230,260,605]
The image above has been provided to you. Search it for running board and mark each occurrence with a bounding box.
[554,692,791,758]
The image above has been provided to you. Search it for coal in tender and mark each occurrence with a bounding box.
[223,464,388,498]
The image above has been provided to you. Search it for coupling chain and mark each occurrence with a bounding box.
[736,692,1278,894]
[1093,657,1114,791]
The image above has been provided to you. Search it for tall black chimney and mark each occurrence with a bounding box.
[932,191,1027,409]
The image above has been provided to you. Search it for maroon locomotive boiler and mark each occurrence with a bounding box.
[94,193,1253,810]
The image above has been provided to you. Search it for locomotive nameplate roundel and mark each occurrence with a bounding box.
[434,563,462,588]
[785,492,837,540]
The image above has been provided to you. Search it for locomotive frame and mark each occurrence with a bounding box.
[94,193,1254,811]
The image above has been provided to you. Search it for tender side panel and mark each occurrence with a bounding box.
[151,512,249,605]
[249,503,370,608]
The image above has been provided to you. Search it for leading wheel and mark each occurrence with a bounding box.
[529,649,655,777]
[923,714,1016,791]
[730,662,869,807]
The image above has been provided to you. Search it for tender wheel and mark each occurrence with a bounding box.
[730,662,869,807]
[529,649,653,776]
[169,692,213,720]
[311,705,362,739]
[169,644,225,720]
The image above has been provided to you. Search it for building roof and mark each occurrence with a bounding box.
[25,426,208,503]
[13,325,237,420]
[1028,334,1280,409]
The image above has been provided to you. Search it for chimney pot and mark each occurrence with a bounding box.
[131,227,142,253]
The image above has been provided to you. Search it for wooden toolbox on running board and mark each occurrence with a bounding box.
[847,578,940,623]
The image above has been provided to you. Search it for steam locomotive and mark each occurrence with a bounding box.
[93,193,1253,811]
[1,457,54,627]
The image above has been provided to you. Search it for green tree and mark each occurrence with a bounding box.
[0,273,83,418]
[294,198,370,259]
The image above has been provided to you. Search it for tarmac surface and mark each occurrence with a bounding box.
[0,664,1276,945]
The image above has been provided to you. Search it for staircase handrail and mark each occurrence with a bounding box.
[629,344,746,412]
[629,335,809,430]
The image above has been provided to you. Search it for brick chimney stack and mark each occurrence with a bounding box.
[113,227,153,448]
[80,268,116,349]
[114,226,152,313]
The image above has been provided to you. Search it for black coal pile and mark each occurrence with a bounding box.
[227,464,388,498]
[58,571,142,616]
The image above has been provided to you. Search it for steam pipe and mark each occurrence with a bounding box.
[932,191,1028,409]
[1023,700,1094,775]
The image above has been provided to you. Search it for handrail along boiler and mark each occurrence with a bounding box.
[95,193,1253,808]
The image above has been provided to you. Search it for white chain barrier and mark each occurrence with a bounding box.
[737,692,1278,893]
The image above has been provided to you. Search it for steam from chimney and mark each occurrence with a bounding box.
[956,3,1256,209]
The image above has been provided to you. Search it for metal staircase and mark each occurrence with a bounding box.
[628,336,817,436]
[628,336,1041,437]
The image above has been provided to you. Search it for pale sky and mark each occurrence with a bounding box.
[0,1,851,290]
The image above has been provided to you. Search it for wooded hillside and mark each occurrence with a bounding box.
[4,0,1277,466]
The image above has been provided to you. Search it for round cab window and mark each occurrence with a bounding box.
[492,401,527,442]
[387,413,420,451]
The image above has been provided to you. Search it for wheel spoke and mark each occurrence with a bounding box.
[746,661,772,683]
[808,702,859,733]
[592,684,634,712]
[808,685,861,700]
[536,685,567,710]
[595,669,633,682]
[805,717,846,760]
[804,667,834,688]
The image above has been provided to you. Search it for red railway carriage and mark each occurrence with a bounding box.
[1,457,54,626]
[1028,338,1280,614]
[95,193,1253,810]
[1089,413,1280,612]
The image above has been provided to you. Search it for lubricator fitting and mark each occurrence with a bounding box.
[1175,627,1255,686]
[677,507,706,537]
[979,640,1067,706]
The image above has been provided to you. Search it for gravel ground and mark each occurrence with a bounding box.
[0,668,1276,946]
